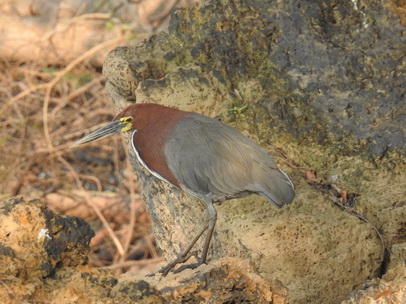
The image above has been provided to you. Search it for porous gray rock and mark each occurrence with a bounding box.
[102,0,405,302]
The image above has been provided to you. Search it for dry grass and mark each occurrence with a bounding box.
[0,57,161,273]
[0,0,202,278]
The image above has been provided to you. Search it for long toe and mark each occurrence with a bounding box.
[157,251,202,276]
[173,260,205,274]
[158,263,175,277]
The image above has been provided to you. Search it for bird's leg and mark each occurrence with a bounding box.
[197,200,217,264]
[173,199,217,274]
[157,199,217,276]
[157,222,209,276]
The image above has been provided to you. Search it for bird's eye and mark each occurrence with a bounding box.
[120,116,133,123]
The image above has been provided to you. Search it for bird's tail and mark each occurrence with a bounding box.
[256,168,295,208]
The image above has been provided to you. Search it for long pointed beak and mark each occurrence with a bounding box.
[70,120,124,148]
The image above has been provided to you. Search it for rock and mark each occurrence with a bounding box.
[0,197,287,303]
[113,258,281,304]
[0,197,94,280]
[342,264,406,304]
[100,0,406,302]
[385,243,406,274]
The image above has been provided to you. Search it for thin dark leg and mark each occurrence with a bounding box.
[157,223,209,276]
[156,199,217,276]
[198,200,217,264]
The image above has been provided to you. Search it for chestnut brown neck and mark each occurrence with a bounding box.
[122,104,190,187]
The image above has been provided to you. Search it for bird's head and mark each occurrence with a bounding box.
[70,106,136,148]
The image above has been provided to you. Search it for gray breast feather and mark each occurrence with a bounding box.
[164,114,295,207]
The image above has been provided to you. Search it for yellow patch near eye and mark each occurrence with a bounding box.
[121,123,133,132]
[120,116,133,132]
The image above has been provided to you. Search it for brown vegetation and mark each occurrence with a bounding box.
[0,0,189,274]
[0,56,164,273]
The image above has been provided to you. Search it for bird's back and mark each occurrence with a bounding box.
[164,113,295,208]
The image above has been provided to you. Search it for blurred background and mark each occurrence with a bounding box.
[0,0,198,275]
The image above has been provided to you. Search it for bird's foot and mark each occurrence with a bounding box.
[148,251,204,277]
[172,261,203,274]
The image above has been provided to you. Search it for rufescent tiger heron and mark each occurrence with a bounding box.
[71,103,295,275]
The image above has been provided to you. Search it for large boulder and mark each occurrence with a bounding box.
[102,0,405,302]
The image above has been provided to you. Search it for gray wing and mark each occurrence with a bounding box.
[164,114,295,207]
